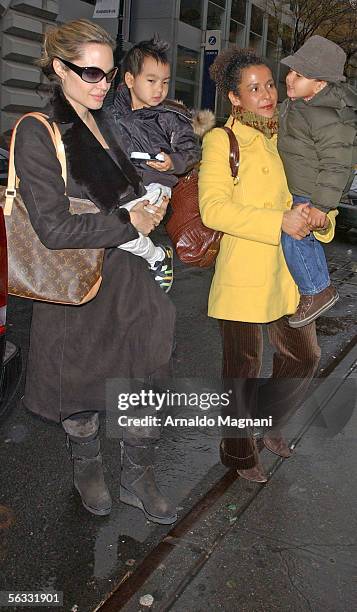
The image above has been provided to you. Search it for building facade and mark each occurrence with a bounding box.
[0,0,116,134]
[129,0,294,118]
[0,1,303,134]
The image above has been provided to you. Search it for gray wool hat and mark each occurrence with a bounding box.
[281,35,346,82]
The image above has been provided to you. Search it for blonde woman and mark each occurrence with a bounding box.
[15,19,176,523]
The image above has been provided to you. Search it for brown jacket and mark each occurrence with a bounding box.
[15,87,175,422]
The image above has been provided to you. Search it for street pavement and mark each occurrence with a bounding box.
[121,344,357,612]
[0,228,356,612]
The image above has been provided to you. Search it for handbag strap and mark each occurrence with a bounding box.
[221,126,240,182]
[4,112,66,215]
[51,121,67,185]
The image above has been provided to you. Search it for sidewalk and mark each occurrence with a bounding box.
[107,344,357,612]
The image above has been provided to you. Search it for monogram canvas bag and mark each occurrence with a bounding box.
[0,112,104,305]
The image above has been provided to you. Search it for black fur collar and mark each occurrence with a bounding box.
[50,85,80,124]
[47,87,145,213]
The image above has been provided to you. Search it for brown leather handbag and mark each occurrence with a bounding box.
[0,112,104,305]
[165,126,240,268]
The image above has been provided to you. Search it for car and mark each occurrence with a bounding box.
[337,170,357,230]
[0,205,22,420]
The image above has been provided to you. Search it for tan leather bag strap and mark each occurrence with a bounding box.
[4,112,66,215]
[221,126,240,182]
[51,121,67,186]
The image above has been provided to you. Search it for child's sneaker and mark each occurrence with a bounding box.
[288,285,339,328]
[150,245,174,293]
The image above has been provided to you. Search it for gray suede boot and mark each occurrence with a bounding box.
[119,441,177,525]
[63,413,112,516]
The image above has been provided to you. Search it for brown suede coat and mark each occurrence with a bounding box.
[15,87,175,422]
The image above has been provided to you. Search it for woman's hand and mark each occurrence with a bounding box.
[282,204,311,240]
[129,200,163,236]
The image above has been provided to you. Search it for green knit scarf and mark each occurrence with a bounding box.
[232,107,279,139]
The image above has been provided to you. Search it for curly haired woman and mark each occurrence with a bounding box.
[199,48,337,482]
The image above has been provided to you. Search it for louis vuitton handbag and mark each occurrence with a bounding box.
[165,126,240,268]
[0,112,104,305]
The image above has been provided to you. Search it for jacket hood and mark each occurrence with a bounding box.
[191,109,215,138]
[113,83,215,137]
[306,82,357,123]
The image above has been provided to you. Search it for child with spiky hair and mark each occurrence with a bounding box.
[111,36,213,292]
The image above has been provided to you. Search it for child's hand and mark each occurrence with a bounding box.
[144,195,170,216]
[146,152,173,172]
[301,206,327,230]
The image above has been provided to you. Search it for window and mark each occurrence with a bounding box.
[216,95,231,124]
[250,4,264,35]
[231,0,246,24]
[249,5,264,54]
[175,81,197,108]
[180,0,202,29]
[207,1,225,30]
[266,15,279,63]
[229,0,246,47]
[175,46,200,107]
[229,20,245,46]
[281,24,293,54]
[176,46,200,81]
[267,15,278,45]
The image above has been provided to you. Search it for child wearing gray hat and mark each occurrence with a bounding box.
[278,35,357,327]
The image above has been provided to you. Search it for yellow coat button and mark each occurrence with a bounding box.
[262,167,269,174]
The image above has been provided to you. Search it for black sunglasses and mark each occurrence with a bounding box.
[57,58,118,83]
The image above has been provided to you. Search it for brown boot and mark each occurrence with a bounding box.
[288,286,339,328]
[263,432,292,458]
[119,441,177,525]
[63,414,112,516]
[237,462,268,483]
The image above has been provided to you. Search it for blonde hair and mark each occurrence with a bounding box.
[37,19,116,82]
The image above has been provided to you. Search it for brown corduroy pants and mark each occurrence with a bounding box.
[220,317,321,469]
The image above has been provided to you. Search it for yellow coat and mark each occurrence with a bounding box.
[198,118,337,323]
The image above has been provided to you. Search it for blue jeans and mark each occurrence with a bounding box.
[281,195,330,295]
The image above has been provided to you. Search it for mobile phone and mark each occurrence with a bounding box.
[130,152,165,162]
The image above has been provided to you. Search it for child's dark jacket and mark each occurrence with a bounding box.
[111,84,201,188]
[278,82,357,212]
